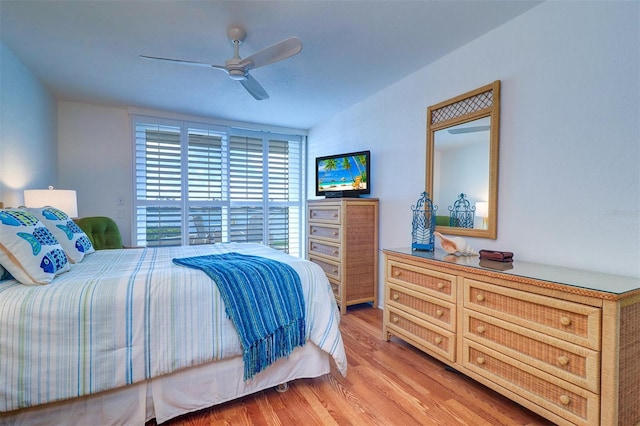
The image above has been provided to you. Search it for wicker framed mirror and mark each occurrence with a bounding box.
[426,80,500,239]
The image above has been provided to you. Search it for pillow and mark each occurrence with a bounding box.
[24,206,95,263]
[0,208,70,285]
[0,264,12,281]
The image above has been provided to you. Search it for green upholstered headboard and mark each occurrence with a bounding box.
[75,216,123,250]
[435,215,450,227]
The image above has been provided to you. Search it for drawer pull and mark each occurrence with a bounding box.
[434,336,442,344]
[311,244,317,249]
[476,294,486,302]
[476,356,486,365]
[437,282,445,289]
[332,250,339,255]
[311,229,317,233]
[435,309,443,317]
[393,270,401,278]
[560,316,572,326]
[333,231,339,236]
[333,213,339,218]
[392,294,400,301]
[476,326,486,334]
[558,355,570,366]
[559,395,571,405]
[332,269,339,274]
[392,316,399,323]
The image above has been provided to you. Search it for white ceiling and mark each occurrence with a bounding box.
[0,0,542,130]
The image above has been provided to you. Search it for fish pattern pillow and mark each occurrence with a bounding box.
[0,209,70,285]
[24,206,95,263]
[0,264,12,281]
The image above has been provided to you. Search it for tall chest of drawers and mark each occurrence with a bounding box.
[307,198,378,314]
[383,248,640,426]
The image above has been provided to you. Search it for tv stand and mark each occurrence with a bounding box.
[307,198,379,314]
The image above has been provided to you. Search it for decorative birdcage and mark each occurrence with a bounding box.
[448,193,475,228]
[411,192,437,251]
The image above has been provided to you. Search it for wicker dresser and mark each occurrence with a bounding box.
[307,198,378,314]
[382,248,640,426]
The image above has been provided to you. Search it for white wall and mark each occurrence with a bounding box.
[308,1,640,303]
[57,102,132,245]
[0,43,58,207]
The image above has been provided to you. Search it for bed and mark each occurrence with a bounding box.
[0,242,347,425]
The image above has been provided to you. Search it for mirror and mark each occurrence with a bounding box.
[426,80,500,239]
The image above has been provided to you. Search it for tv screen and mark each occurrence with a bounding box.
[316,150,370,198]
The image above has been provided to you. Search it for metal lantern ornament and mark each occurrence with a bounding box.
[412,191,437,251]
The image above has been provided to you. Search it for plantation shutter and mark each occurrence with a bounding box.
[134,123,183,246]
[268,138,301,254]
[187,129,226,245]
[229,135,264,243]
[132,115,305,255]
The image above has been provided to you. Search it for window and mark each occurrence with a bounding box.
[132,115,305,256]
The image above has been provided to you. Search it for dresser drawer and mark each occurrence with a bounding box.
[309,255,341,281]
[464,279,601,350]
[463,341,599,426]
[328,278,341,303]
[464,310,600,393]
[385,306,455,362]
[387,283,455,332]
[308,205,341,224]
[309,224,340,242]
[308,239,340,261]
[387,260,456,303]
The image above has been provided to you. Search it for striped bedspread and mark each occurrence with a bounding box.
[0,243,347,413]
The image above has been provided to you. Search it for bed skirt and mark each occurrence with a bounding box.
[1,342,330,426]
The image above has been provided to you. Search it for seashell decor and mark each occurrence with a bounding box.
[434,232,478,256]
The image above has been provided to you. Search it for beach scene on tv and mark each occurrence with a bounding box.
[317,154,368,192]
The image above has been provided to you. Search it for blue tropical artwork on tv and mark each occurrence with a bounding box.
[317,153,368,192]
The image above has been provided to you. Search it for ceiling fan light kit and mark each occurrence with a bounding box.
[140,26,302,100]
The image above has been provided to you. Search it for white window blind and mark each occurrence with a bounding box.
[132,115,305,256]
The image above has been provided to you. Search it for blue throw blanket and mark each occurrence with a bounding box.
[172,252,306,380]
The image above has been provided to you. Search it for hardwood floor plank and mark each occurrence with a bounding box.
[154,305,552,426]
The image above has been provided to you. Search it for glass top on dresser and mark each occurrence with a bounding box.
[384,248,640,295]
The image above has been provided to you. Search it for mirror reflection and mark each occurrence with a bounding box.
[433,117,490,230]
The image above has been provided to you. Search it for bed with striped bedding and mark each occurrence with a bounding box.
[0,243,347,422]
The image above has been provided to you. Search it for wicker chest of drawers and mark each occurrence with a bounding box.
[383,248,640,426]
[307,198,378,314]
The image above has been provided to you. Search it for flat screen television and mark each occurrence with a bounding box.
[315,150,370,198]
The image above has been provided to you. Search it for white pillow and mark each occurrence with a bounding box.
[0,208,70,285]
[24,206,95,263]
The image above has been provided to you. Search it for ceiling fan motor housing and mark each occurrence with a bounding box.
[228,69,247,81]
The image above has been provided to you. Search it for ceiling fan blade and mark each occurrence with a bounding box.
[447,125,490,134]
[139,55,228,72]
[239,37,302,71]
[240,74,269,100]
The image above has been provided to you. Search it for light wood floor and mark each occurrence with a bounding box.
[158,305,553,425]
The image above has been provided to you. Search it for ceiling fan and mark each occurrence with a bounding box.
[140,26,302,100]
[447,125,490,134]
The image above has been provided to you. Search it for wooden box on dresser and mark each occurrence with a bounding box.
[307,198,378,314]
[382,248,640,426]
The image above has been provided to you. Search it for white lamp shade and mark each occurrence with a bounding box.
[24,187,78,218]
[475,201,488,218]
